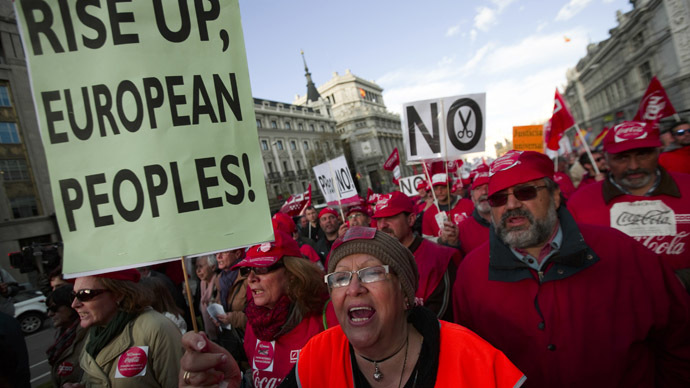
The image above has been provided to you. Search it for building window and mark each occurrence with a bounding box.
[302,182,307,191]
[261,140,269,150]
[0,122,20,143]
[298,123,304,130]
[0,86,11,107]
[303,141,309,150]
[276,140,284,150]
[268,162,274,173]
[309,124,315,131]
[315,142,320,150]
[0,159,30,181]
[11,196,38,219]
[283,161,289,172]
[285,121,291,130]
[273,185,279,195]
[290,140,297,150]
[271,120,278,129]
[288,183,294,193]
[297,160,301,170]
[331,94,336,104]
[256,119,262,128]
[639,62,652,87]
[320,125,325,132]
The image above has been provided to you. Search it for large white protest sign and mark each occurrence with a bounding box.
[398,175,426,197]
[15,0,273,276]
[312,156,358,206]
[403,94,486,162]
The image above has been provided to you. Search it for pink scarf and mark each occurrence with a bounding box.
[200,274,218,340]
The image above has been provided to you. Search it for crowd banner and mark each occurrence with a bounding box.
[398,174,426,197]
[15,0,273,277]
[512,125,544,153]
[312,156,359,206]
[403,93,486,162]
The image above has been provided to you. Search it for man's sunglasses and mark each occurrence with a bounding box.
[239,262,284,277]
[674,128,690,136]
[71,289,109,302]
[487,185,547,207]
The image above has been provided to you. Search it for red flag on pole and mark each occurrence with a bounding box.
[279,184,311,216]
[633,76,677,122]
[546,89,576,151]
[383,148,401,184]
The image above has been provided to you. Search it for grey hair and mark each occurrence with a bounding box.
[199,254,217,268]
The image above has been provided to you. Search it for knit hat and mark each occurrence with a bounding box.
[328,227,418,306]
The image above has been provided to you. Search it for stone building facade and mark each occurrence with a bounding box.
[0,2,59,284]
[295,68,408,195]
[564,0,690,133]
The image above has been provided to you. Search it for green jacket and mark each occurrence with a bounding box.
[80,308,182,387]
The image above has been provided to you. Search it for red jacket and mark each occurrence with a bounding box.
[409,237,458,321]
[453,207,690,387]
[567,170,690,271]
[659,146,690,174]
[422,197,474,238]
[457,209,490,256]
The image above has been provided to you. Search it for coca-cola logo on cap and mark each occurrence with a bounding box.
[490,151,522,176]
[613,121,647,143]
[375,194,392,211]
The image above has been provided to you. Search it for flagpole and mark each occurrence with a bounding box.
[180,256,199,333]
[422,161,440,211]
[575,125,600,175]
[441,99,452,207]
[328,161,346,221]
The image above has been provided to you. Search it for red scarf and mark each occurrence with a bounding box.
[245,294,292,341]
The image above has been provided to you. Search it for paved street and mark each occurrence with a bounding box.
[25,323,54,388]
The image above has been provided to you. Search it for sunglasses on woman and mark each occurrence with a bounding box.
[487,185,547,207]
[239,262,284,277]
[71,289,109,302]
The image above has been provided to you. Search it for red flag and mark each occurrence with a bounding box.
[366,188,381,205]
[633,76,676,122]
[546,89,575,151]
[279,184,311,216]
[384,148,401,184]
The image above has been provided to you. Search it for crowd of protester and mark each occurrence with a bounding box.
[3,117,690,387]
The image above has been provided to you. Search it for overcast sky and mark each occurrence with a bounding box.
[238,0,633,158]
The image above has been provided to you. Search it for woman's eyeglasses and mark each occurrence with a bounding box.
[325,265,390,289]
[487,185,547,207]
[239,262,284,277]
[71,289,109,302]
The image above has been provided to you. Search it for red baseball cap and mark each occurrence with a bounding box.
[431,173,451,187]
[372,191,414,218]
[415,179,429,191]
[318,207,338,219]
[488,150,554,196]
[471,164,490,190]
[603,121,661,154]
[346,204,370,218]
[271,212,296,234]
[232,229,301,269]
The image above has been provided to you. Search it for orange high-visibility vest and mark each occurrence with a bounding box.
[295,320,525,387]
